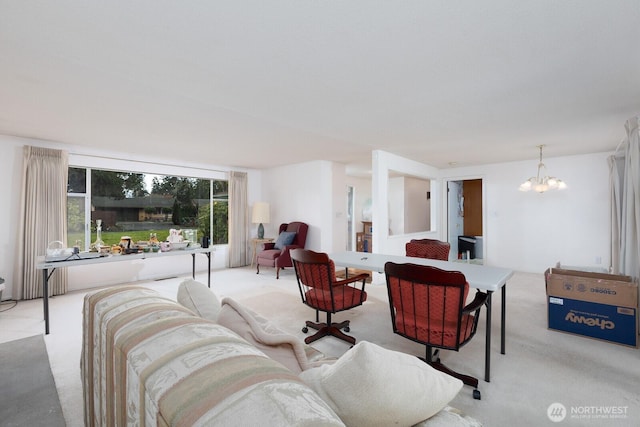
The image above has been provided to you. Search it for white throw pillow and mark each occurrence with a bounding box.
[176,278,221,322]
[299,341,463,427]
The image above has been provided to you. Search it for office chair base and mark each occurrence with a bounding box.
[303,320,355,345]
[422,358,481,400]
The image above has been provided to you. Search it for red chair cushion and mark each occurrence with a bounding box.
[298,260,367,311]
[394,313,475,347]
[305,287,367,311]
[257,249,281,261]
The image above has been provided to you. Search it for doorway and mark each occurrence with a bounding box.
[346,185,355,251]
[446,178,484,264]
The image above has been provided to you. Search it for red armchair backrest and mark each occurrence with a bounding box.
[406,238,450,261]
[290,250,336,290]
[279,222,309,248]
[384,262,470,349]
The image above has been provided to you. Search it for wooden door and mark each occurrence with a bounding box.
[463,179,482,236]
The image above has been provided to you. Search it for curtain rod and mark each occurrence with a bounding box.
[69,151,230,174]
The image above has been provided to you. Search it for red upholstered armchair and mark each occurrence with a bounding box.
[384,262,488,400]
[406,238,451,261]
[256,222,309,279]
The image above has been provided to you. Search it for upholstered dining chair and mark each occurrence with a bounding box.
[405,238,451,261]
[291,248,368,345]
[256,222,309,278]
[384,262,487,400]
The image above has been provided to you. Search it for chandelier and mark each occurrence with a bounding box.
[519,145,567,193]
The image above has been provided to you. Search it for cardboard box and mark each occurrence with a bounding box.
[545,268,638,347]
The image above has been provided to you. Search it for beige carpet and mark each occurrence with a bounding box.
[3,266,639,426]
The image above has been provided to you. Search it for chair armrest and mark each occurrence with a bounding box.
[283,244,303,252]
[462,290,488,314]
[275,244,304,267]
[263,242,276,250]
[333,273,369,287]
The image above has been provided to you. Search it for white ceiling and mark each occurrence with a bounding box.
[1,1,639,172]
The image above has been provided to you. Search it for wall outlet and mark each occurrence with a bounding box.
[595,256,602,265]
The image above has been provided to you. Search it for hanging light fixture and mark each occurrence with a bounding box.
[519,145,567,193]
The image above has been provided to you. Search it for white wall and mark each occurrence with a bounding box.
[262,161,325,252]
[372,150,441,255]
[0,135,259,298]
[388,177,404,235]
[404,176,430,234]
[439,152,611,273]
[331,162,348,253]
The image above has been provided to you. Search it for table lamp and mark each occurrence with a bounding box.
[252,202,270,239]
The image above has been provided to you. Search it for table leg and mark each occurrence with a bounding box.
[207,252,211,288]
[42,268,50,335]
[484,290,492,382]
[501,284,506,354]
[190,252,212,288]
[250,241,257,268]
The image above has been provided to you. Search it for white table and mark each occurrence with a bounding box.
[329,251,513,382]
[35,247,214,334]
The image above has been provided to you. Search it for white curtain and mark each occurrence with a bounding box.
[227,171,248,267]
[609,116,640,282]
[14,146,69,300]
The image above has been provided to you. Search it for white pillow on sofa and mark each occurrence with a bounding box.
[299,341,463,427]
[176,278,221,322]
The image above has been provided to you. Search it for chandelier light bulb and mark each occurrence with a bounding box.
[534,183,548,193]
[519,180,533,192]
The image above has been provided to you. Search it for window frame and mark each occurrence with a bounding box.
[67,157,228,251]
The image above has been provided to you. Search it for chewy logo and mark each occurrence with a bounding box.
[590,287,616,295]
[565,312,615,330]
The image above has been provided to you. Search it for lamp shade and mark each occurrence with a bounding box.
[252,202,270,224]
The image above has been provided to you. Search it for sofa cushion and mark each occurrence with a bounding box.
[274,231,296,249]
[177,278,221,321]
[299,341,463,427]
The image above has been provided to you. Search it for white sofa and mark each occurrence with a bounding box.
[81,281,483,426]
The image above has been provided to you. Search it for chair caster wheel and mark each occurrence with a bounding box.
[473,389,481,400]
[344,326,350,332]
[302,327,308,333]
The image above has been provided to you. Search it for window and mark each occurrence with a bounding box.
[67,167,228,250]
